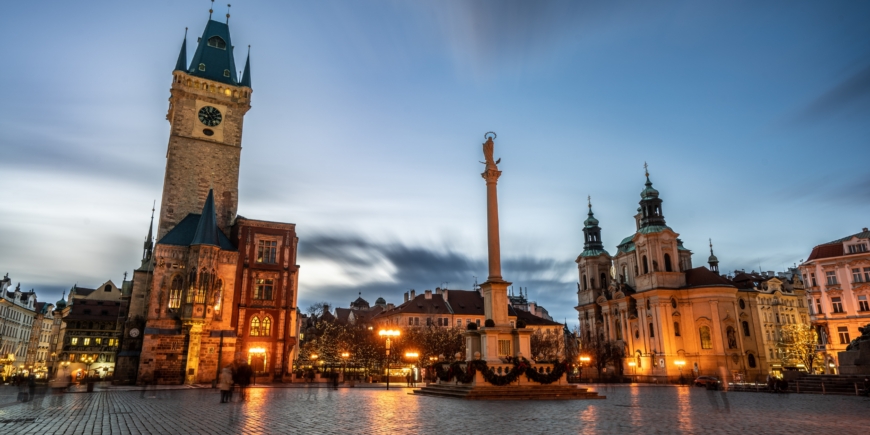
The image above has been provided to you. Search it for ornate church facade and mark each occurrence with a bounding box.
[116,14,300,385]
[576,170,767,382]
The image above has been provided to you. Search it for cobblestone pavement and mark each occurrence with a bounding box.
[0,384,868,434]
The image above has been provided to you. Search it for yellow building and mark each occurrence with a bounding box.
[800,228,870,373]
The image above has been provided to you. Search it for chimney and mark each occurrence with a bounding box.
[404,292,409,303]
[442,289,448,302]
[435,287,442,295]
[863,227,868,232]
[768,271,774,278]
[528,302,536,314]
[410,289,416,299]
[387,303,395,310]
[425,289,432,299]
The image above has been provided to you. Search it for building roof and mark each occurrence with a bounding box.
[515,308,562,326]
[806,229,870,261]
[240,48,251,87]
[187,19,239,85]
[683,267,735,288]
[191,189,221,247]
[579,248,610,258]
[158,213,235,250]
[174,32,188,71]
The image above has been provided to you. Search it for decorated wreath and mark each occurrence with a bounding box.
[430,358,567,386]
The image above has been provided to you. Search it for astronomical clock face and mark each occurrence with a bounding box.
[129,328,140,338]
[198,106,222,126]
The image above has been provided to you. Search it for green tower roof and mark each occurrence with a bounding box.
[187,20,238,85]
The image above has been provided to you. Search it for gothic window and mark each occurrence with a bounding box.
[742,320,751,337]
[207,36,227,49]
[642,256,649,274]
[261,317,272,337]
[250,317,260,337]
[699,326,712,349]
[168,275,183,309]
[664,254,672,272]
[673,321,680,336]
[747,353,756,368]
[254,278,274,300]
[257,240,278,264]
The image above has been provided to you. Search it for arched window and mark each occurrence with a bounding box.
[664,254,672,272]
[582,275,587,290]
[104,285,112,292]
[168,275,183,309]
[207,36,227,49]
[649,323,655,338]
[642,256,649,274]
[674,321,681,336]
[747,353,757,368]
[622,266,628,283]
[739,299,746,310]
[250,317,260,337]
[699,326,712,349]
[742,320,751,337]
[261,317,272,337]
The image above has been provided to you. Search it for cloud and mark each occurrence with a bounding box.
[791,63,870,123]
[297,232,579,324]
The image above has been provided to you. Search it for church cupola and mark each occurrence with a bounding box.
[638,163,666,229]
[707,238,719,273]
[582,196,604,253]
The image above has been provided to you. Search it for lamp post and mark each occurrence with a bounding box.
[675,360,686,385]
[405,352,419,387]
[428,355,437,383]
[341,352,350,382]
[628,361,637,383]
[378,329,400,390]
[579,356,590,382]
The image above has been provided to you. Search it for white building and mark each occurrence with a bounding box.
[1,276,37,373]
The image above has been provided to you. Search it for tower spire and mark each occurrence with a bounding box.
[174,28,188,71]
[209,0,214,19]
[240,45,252,88]
[582,195,604,253]
[143,201,155,261]
[638,162,665,228]
[707,238,720,273]
[226,4,231,24]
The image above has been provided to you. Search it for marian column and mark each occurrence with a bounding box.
[479,134,510,326]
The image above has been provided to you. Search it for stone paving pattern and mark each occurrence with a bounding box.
[1,384,868,434]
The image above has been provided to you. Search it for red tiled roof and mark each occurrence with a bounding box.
[684,267,735,288]
[807,244,844,261]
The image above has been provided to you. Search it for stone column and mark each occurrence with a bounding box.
[479,136,510,327]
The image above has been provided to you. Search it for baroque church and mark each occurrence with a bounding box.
[576,169,762,382]
[116,12,300,384]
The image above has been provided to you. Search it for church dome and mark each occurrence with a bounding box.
[583,212,599,228]
[55,299,67,309]
[708,253,719,263]
[640,176,659,200]
[375,297,386,305]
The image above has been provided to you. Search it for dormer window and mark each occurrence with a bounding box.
[848,243,868,254]
[223,69,230,77]
[207,36,227,49]
[198,63,206,71]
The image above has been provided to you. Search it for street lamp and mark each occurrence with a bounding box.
[405,352,419,387]
[378,329,400,390]
[341,352,350,382]
[628,361,637,383]
[675,360,686,385]
[579,356,590,382]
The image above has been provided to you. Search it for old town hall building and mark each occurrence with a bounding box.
[117,14,300,384]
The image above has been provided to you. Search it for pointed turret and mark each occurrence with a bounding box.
[187,19,238,85]
[143,203,155,261]
[174,29,188,71]
[708,239,719,273]
[581,196,606,256]
[240,46,252,88]
[638,163,666,229]
[191,189,221,247]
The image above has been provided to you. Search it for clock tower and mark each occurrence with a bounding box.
[157,18,252,240]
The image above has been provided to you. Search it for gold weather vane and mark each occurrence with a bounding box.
[587,195,591,208]
[644,161,649,177]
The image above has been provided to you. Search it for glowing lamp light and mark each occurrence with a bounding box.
[248,347,266,354]
[378,329,401,337]
[579,356,591,363]
[405,352,419,358]
[675,360,686,367]
[341,352,350,358]
[628,361,637,367]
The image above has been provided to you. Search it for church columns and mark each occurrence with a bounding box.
[710,300,725,355]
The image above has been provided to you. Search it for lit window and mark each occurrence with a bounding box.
[168,275,183,309]
[250,317,260,336]
[261,317,271,337]
[257,240,278,264]
[71,337,78,345]
[254,278,274,300]
[699,326,712,349]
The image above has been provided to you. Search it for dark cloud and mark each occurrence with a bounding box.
[298,233,579,324]
[791,63,870,123]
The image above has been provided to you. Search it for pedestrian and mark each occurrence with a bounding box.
[218,367,234,403]
[236,361,253,401]
[406,372,411,387]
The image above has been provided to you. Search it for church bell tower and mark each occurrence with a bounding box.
[157,15,252,240]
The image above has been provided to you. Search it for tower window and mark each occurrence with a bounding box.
[664,253,672,272]
[642,256,649,274]
[198,63,206,71]
[224,69,230,77]
[207,36,227,49]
